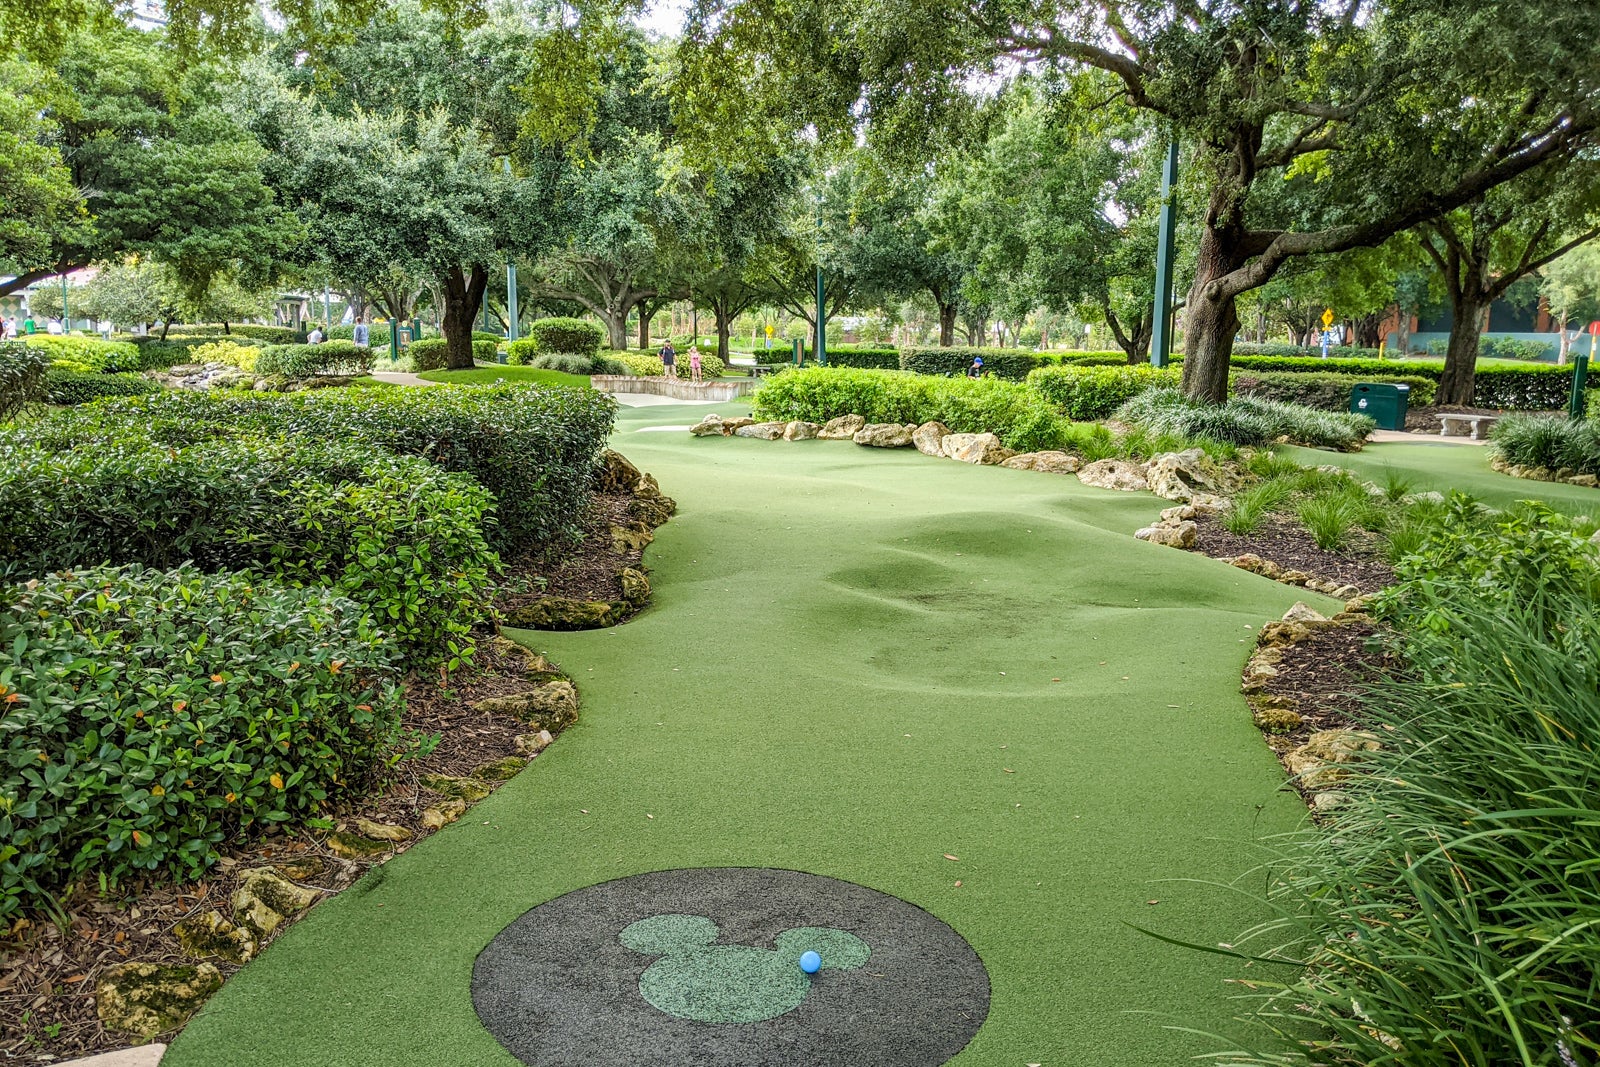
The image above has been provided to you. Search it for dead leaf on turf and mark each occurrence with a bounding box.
[943,854,959,861]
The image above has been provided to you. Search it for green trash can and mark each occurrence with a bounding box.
[1349,382,1410,431]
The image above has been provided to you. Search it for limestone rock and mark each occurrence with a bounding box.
[1258,620,1313,648]
[1279,570,1312,586]
[611,522,654,554]
[1134,521,1197,548]
[174,909,257,964]
[1229,553,1283,580]
[501,596,625,630]
[942,432,1013,465]
[420,774,493,803]
[1343,596,1374,614]
[96,962,223,1038]
[689,414,727,437]
[628,484,676,527]
[323,831,401,861]
[1569,473,1598,488]
[271,855,327,882]
[1001,450,1083,474]
[853,423,914,448]
[1283,750,1349,791]
[1240,660,1279,693]
[232,868,319,936]
[1159,504,1197,522]
[420,798,468,830]
[912,421,951,457]
[782,420,820,441]
[733,421,787,440]
[473,680,578,732]
[1329,584,1360,599]
[1282,601,1328,624]
[1311,790,1349,813]
[1253,705,1304,733]
[594,449,643,493]
[472,756,530,782]
[353,818,411,843]
[817,414,866,440]
[1302,728,1381,763]
[515,729,556,755]
[1145,448,1239,503]
[1076,458,1149,492]
[619,567,651,606]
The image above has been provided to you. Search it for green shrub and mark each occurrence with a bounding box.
[526,317,605,358]
[806,345,901,370]
[505,338,538,366]
[47,385,618,553]
[591,354,628,375]
[1026,364,1181,419]
[328,323,391,347]
[1480,336,1555,361]
[1229,370,1437,409]
[901,345,1046,380]
[0,564,405,919]
[23,335,142,373]
[472,339,499,364]
[43,368,162,405]
[1226,353,1590,410]
[472,330,504,344]
[189,339,259,372]
[127,337,239,369]
[0,343,48,421]
[529,353,596,374]
[164,324,301,344]
[752,367,1070,451]
[1052,351,1132,367]
[1491,413,1600,475]
[408,338,449,371]
[1115,389,1374,449]
[615,351,727,380]
[254,341,374,379]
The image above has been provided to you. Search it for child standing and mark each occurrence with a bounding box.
[690,345,703,383]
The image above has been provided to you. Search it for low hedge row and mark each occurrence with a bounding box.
[255,341,374,379]
[43,368,162,406]
[615,352,728,379]
[1027,364,1180,420]
[1233,341,1387,361]
[1229,371,1438,409]
[0,343,48,421]
[0,563,406,919]
[0,433,496,665]
[408,338,499,371]
[752,367,1069,452]
[902,346,1043,380]
[24,335,143,373]
[163,324,302,344]
[1225,354,1591,410]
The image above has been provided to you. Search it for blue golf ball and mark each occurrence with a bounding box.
[799,950,821,974]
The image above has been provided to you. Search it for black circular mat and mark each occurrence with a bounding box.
[472,867,990,1066]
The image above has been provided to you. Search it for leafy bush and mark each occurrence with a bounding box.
[127,337,246,369]
[526,317,605,358]
[1490,413,1600,475]
[189,339,259,372]
[53,385,618,553]
[23,335,142,373]
[1216,503,1600,1067]
[1229,370,1437,409]
[42,368,162,406]
[0,564,405,919]
[0,433,496,665]
[1115,389,1374,449]
[255,341,374,379]
[472,330,504,344]
[615,351,727,380]
[328,323,392,347]
[1480,335,1555,361]
[1231,341,1388,360]
[408,338,449,371]
[0,343,48,421]
[902,345,1046,380]
[1052,351,1132,367]
[808,345,901,370]
[1027,364,1180,419]
[505,338,538,366]
[752,367,1070,451]
[1225,353,1590,410]
[165,324,301,344]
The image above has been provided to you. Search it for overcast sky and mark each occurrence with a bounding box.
[636,0,691,38]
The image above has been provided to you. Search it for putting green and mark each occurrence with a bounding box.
[166,402,1316,1066]
[1285,441,1600,511]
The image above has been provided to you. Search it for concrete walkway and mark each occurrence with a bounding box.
[368,371,440,387]
[1369,429,1486,446]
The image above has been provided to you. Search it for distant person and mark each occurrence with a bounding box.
[21,314,35,334]
[965,356,985,378]
[2,317,15,340]
[98,319,112,339]
[308,324,325,344]
[353,317,369,346]
[690,345,703,383]
[659,339,677,378]
[46,317,63,335]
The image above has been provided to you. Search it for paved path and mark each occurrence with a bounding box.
[368,371,440,387]
[165,402,1313,1067]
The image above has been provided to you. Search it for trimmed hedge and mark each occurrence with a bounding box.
[1229,370,1438,409]
[408,338,498,371]
[65,385,618,553]
[1233,341,1387,361]
[1115,389,1374,450]
[1489,413,1600,476]
[0,564,405,919]
[1027,364,1180,420]
[0,343,48,421]
[0,433,496,665]
[255,341,374,379]
[42,368,162,406]
[527,317,605,358]
[902,346,1046,380]
[187,339,260,372]
[616,352,728,380]
[752,367,1070,452]
[164,324,302,344]
[1225,354,1591,410]
[23,335,142,373]
[527,353,628,375]
[329,323,392,347]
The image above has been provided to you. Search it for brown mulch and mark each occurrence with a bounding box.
[495,491,643,617]
[1254,619,1405,761]
[1192,513,1395,594]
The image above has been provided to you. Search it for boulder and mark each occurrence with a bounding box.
[472,756,531,782]
[912,421,951,457]
[1570,473,1598,488]
[817,414,866,440]
[629,485,676,527]
[233,868,319,929]
[619,567,651,606]
[782,420,820,441]
[322,831,401,862]
[1253,705,1304,733]
[940,432,1014,465]
[353,818,411,843]
[1329,584,1361,599]
[271,855,327,882]
[96,962,223,1038]
[1229,553,1283,580]
[1134,521,1197,548]
[1258,620,1313,648]
[1145,449,1239,503]
[1002,450,1082,474]
[853,423,914,448]
[419,774,493,803]
[1311,791,1349,813]
[594,449,643,493]
[1283,750,1349,791]
[1279,570,1312,586]
[473,680,579,732]
[1301,728,1382,763]
[487,637,562,680]
[174,909,257,965]
[734,421,787,440]
[611,522,654,554]
[1281,601,1328,624]
[689,414,726,437]
[501,596,625,630]
[1076,458,1149,492]
[516,729,556,755]
[420,798,468,831]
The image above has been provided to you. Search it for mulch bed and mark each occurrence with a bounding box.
[496,490,644,618]
[1254,619,1404,761]
[1191,513,1395,594]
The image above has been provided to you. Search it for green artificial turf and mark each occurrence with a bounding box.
[1284,441,1600,511]
[417,366,595,388]
[166,403,1318,1067]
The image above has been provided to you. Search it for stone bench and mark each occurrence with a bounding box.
[1436,413,1498,440]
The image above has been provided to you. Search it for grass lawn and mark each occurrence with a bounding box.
[1285,440,1600,511]
[167,401,1313,1067]
[348,375,399,388]
[417,365,594,388]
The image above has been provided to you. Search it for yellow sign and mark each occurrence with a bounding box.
[1321,308,1335,328]
[765,324,774,337]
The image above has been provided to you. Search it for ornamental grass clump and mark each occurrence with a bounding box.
[1491,412,1600,476]
[1115,389,1373,449]
[1210,501,1600,1067]
[0,564,406,920]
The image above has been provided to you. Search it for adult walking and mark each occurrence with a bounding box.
[659,339,677,378]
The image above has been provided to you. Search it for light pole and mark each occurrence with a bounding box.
[815,202,827,366]
[1150,139,1180,368]
[61,273,69,332]
[504,159,519,342]
[323,284,332,332]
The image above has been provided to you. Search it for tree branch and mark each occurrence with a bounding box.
[1487,227,1600,302]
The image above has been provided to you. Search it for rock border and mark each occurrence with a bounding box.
[1489,454,1600,489]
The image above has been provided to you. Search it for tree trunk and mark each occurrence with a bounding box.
[713,295,732,363]
[222,322,231,335]
[1557,322,1571,365]
[938,303,956,347]
[1396,310,1412,357]
[1353,312,1381,349]
[603,308,629,351]
[440,265,489,370]
[1181,248,1244,403]
[639,306,653,349]
[1437,294,1486,406]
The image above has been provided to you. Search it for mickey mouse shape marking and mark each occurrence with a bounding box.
[619,913,871,1023]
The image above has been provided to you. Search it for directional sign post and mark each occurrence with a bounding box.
[1320,309,1334,358]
